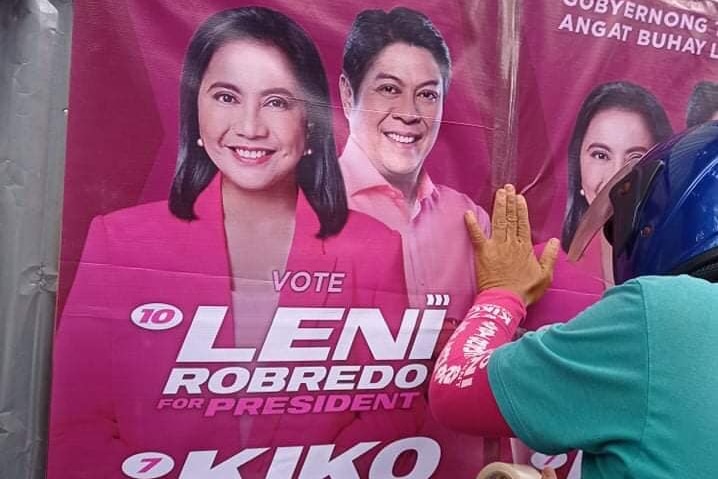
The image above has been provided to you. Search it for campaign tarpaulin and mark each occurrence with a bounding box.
[48,1,718,478]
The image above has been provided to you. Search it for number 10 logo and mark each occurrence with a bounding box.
[130,303,183,331]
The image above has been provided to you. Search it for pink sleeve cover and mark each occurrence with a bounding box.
[429,288,526,437]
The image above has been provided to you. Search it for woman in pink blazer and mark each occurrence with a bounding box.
[49,8,419,478]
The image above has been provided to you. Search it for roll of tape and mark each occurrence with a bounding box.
[476,462,542,479]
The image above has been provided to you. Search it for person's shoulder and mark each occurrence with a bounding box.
[434,184,476,205]
[85,199,220,269]
[628,274,713,292]
[602,275,718,326]
[99,200,178,232]
[324,211,403,270]
[338,209,402,244]
[629,275,717,303]
[323,210,404,285]
[433,184,488,216]
[103,200,171,220]
[90,200,194,249]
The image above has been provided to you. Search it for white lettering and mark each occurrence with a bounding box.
[207,367,251,394]
[369,437,441,479]
[272,270,346,293]
[179,448,268,478]
[357,365,394,390]
[247,367,289,393]
[333,309,418,361]
[286,367,327,392]
[298,442,379,479]
[395,364,428,389]
[328,272,345,293]
[162,368,209,394]
[408,309,445,360]
[177,307,255,362]
[324,366,361,391]
[147,437,444,478]
[266,447,303,479]
[258,308,344,362]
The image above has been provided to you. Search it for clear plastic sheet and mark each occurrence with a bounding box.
[2,0,718,478]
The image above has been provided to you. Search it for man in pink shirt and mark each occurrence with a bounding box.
[337,8,501,475]
[338,10,608,476]
[338,7,490,327]
[340,138,489,322]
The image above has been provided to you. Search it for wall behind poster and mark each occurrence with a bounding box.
[0,1,71,478]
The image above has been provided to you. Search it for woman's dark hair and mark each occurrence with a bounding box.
[342,7,451,97]
[686,81,718,128]
[169,7,347,238]
[561,81,673,251]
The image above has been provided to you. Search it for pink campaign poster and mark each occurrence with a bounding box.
[49,1,718,478]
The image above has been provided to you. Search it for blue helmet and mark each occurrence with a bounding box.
[570,121,718,284]
[610,121,718,283]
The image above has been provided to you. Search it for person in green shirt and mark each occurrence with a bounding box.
[430,121,718,478]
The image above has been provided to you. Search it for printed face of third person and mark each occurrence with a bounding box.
[344,42,444,183]
[197,40,307,193]
[580,108,654,204]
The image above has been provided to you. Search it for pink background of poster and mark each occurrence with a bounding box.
[59,0,505,310]
[54,1,718,476]
[516,0,718,242]
[59,0,718,309]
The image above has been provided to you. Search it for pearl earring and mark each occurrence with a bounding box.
[303,148,313,156]
[579,188,585,197]
[196,138,204,148]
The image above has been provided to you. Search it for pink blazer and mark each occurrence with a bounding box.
[48,176,416,478]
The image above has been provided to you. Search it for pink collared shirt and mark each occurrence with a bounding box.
[339,137,491,325]
[339,138,507,472]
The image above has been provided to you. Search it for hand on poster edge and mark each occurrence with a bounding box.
[465,184,559,306]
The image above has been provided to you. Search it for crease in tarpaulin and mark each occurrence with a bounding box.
[492,0,521,189]
[294,97,496,131]
[0,157,29,203]
[516,0,718,210]
[19,263,58,295]
[0,410,26,439]
[660,0,718,15]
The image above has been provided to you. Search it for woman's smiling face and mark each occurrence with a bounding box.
[344,42,444,184]
[580,108,655,204]
[197,39,307,192]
